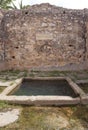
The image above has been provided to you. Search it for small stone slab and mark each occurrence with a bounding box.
[0,109,20,127]
[36,33,53,40]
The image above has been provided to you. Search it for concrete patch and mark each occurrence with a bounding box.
[0,109,20,127]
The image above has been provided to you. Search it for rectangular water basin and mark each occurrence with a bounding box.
[0,77,84,106]
[11,79,78,97]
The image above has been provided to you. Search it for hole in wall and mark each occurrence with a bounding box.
[78,55,82,58]
[12,56,15,59]
[15,47,19,49]
[63,11,66,14]
[69,45,73,47]
[25,11,28,15]
[69,63,73,66]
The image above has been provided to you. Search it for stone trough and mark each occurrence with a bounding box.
[0,77,87,106]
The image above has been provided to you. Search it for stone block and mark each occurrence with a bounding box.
[36,33,53,40]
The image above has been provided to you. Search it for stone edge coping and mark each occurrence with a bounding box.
[0,77,87,105]
[67,78,88,105]
[0,78,23,95]
[0,95,80,105]
[75,79,88,105]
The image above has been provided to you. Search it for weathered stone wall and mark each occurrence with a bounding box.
[0,3,88,71]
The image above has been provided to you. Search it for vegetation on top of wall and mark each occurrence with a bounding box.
[10,0,30,9]
[0,0,15,9]
[0,0,30,10]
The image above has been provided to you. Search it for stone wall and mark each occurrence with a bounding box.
[0,3,88,71]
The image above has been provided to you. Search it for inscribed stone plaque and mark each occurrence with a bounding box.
[36,33,53,40]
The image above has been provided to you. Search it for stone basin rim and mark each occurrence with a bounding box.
[0,77,87,105]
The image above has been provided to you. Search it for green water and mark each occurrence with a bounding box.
[12,79,77,98]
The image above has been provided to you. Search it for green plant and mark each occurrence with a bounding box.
[11,0,30,9]
[0,0,15,9]
[0,86,6,93]
[0,101,9,110]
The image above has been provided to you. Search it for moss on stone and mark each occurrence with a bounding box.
[0,105,88,130]
[0,86,6,93]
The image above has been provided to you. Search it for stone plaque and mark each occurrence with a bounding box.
[36,33,53,40]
